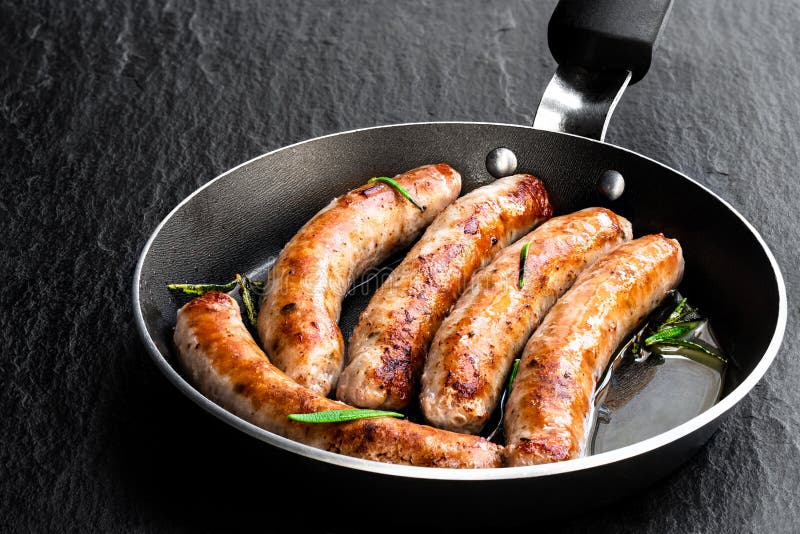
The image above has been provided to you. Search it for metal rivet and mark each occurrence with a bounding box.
[598,170,625,201]
[485,147,518,178]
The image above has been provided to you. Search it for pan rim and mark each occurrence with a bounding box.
[132,121,787,481]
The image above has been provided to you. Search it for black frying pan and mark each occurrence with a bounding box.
[133,0,786,522]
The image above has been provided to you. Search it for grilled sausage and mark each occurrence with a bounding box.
[504,234,684,466]
[337,174,553,410]
[257,164,461,396]
[176,292,502,468]
[420,208,632,434]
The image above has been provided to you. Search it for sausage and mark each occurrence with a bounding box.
[176,292,502,468]
[420,208,632,434]
[337,174,553,410]
[257,163,461,396]
[503,234,684,466]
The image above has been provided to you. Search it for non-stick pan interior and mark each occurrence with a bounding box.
[136,122,781,447]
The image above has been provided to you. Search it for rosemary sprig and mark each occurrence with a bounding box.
[236,274,258,327]
[167,274,263,327]
[287,409,404,424]
[659,320,703,331]
[639,297,724,361]
[644,325,693,345]
[167,279,237,296]
[242,274,265,291]
[518,242,531,289]
[368,176,426,211]
[663,297,689,326]
[649,341,726,371]
[506,358,521,395]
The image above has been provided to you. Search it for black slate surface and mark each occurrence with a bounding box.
[1,1,798,532]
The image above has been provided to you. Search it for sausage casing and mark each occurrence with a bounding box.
[420,208,632,433]
[176,292,502,468]
[337,174,552,410]
[257,164,461,396]
[504,234,684,466]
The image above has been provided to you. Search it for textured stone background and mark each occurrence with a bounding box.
[2,0,798,532]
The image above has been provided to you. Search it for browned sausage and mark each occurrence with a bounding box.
[504,234,684,466]
[257,164,461,396]
[337,174,553,410]
[420,208,632,434]
[176,292,502,468]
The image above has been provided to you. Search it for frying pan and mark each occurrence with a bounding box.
[133,0,786,521]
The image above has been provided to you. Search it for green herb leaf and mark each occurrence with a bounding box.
[242,274,265,290]
[662,297,689,326]
[288,409,404,424]
[644,325,693,345]
[649,341,726,371]
[236,274,258,327]
[506,358,521,396]
[167,279,237,296]
[368,176,425,211]
[168,274,262,328]
[658,319,702,332]
[629,295,726,371]
[518,242,531,289]
[648,339,725,361]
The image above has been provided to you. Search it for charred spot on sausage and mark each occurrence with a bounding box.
[463,215,479,235]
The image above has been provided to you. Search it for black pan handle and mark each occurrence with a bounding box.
[548,0,674,84]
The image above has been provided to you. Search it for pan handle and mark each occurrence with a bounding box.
[549,0,674,84]
[533,0,674,141]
